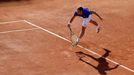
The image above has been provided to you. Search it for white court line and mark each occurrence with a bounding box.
[0,28,39,34]
[0,20,25,25]
[24,20,134,73]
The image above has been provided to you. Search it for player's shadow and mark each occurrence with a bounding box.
[76,48,119,75]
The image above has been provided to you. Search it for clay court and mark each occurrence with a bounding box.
[0,0,134,75]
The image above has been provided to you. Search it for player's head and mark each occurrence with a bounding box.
[77,7,83,15]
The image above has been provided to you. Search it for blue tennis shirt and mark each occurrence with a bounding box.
[74,7,91,18]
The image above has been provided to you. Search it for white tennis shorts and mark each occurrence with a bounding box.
[82,15,92,27]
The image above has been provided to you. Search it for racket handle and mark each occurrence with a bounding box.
[68,25,73,33]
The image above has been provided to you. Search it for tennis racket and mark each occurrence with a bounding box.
[68,26,79,46]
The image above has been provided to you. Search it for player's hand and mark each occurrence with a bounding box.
[67,23,71,28]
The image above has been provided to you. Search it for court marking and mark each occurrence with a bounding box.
[0,20,40,34]
[23,20,134,72]
[0,28,39,34]
[0,20,25,25]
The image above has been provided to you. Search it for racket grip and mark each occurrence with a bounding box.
[68,26,72,32]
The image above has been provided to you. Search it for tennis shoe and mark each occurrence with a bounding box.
[75,37,80,45]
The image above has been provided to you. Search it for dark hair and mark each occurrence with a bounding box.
[77,7,83,11]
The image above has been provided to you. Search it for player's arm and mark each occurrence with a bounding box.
[107,65,119,70]
[67,15,76,32]
[68,15,76,26]
[90,11,103,21]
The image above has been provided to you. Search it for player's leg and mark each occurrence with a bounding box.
[79,26,86,39]
[75,26,86,45]
[79,16,90,39]
[75,16,91,44]
[90,19,101,33]
[75,20,87,44]
[90,19,98,26]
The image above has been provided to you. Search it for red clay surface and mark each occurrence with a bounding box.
[0,0,134,75]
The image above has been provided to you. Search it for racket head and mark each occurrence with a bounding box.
[71,33,79,46]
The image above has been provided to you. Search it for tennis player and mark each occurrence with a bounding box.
[68,7,103,44]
